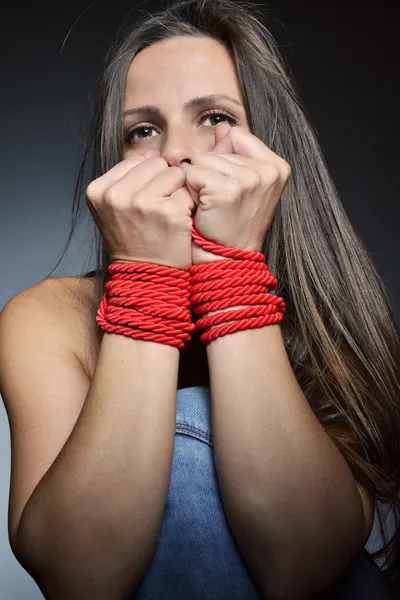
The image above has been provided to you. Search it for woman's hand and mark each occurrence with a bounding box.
[185,122,292,264]
[85,149,196,270]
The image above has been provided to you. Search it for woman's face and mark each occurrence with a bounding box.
[123,35,251,166]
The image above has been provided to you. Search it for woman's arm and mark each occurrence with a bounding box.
[206,320,375,599]
[0,280,179,600]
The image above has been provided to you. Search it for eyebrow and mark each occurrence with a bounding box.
[123,94,243,119]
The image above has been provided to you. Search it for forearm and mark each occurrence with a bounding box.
[207,322,369,598]
[17,332,179,599]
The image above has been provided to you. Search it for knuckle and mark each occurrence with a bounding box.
[263,162,280,184]
[169,165,186,180]
[247,169,261,191]
[85,180,99,203]
[226,178,241,200]
[132,192,147,215]
[103,184,121,206]
[161,200,181,222]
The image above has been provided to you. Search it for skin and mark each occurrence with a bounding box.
[122,37,375,594]
[122,35,251,165]
[122,35,253,388]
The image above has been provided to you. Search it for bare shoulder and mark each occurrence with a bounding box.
[1,275,102,379]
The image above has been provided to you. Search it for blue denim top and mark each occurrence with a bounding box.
[130,385,393,600]
[133,385,264,599]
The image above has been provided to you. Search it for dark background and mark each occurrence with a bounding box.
[0,1,398,597]
[0,1,398,315]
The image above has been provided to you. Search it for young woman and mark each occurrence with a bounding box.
[1,0,399,598]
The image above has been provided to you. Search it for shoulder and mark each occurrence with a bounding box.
[1,275,102,379]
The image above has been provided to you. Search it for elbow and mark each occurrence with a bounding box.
[9,526,132,600]
[10,523,153,600]
[9,528,32,576]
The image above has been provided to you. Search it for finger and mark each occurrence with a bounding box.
[169,185,197,216]
[185,165,228,199]
[88,152,161,196]
[191,153,257,182]
[113,163,185,201]
[193,152,288,186]
[213,122,233,154]
[194,152,253,167]
[87,155,168,201]
[143,148,161,159]
[215,125,284,165]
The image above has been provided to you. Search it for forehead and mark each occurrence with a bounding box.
[124,36,244,107]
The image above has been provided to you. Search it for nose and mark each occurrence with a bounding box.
[159,125,212,169]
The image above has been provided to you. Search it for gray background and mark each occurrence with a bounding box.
[1,1,398,597]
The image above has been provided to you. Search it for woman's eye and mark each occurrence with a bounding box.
[200,112,238,128]
[124,125,157,145]
[124,110,238,145]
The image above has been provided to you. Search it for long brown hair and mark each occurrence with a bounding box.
[44,0,400,589]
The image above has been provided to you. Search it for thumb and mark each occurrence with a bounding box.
[212,122,233,154]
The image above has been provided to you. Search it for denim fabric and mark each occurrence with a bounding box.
[132,385,394,599]
[133,385,263,599]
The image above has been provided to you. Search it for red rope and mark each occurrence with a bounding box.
[189,221,285,345]
[96,220,285,347]
[96,262,195,349]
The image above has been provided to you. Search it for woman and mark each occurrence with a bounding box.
[0,0,399,598]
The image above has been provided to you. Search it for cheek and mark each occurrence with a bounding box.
[123,148,134,159]
[121,148,141,162]
[122,147,161,161]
